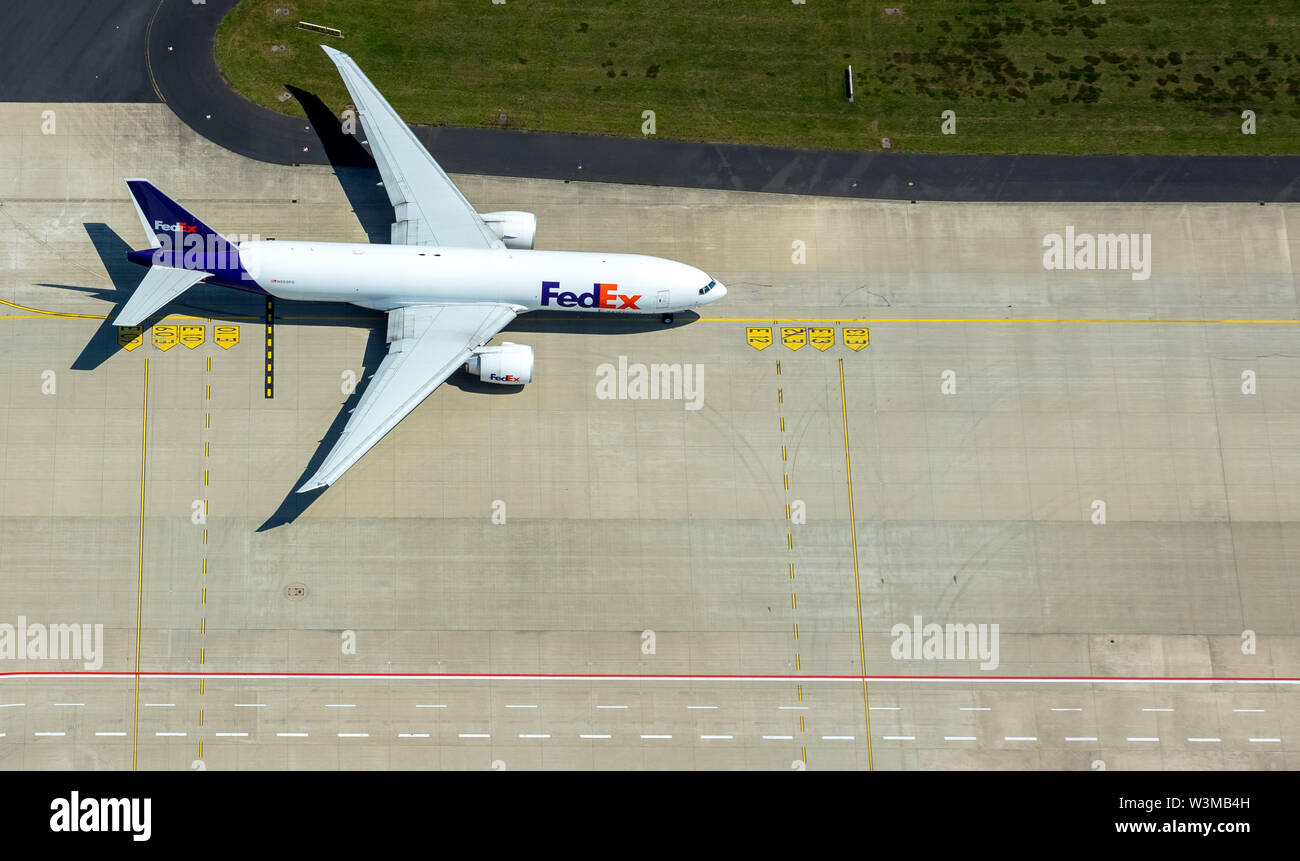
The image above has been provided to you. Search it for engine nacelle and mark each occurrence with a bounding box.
[481,211,536,250]
[463,342,533,385]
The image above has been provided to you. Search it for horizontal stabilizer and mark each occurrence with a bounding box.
[114,265,207,327]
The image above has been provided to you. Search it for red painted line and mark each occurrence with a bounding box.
[0,671,1298,684]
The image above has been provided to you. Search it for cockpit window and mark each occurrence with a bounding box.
[698,280,716,295]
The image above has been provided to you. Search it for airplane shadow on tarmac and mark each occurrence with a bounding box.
[257,310,700,529]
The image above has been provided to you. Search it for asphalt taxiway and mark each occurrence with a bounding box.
[1,103,1299,769]
[6,0,1298,202]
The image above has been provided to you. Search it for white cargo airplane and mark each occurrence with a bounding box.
[113,45,726,493]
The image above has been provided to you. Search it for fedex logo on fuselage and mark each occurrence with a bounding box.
[541,281,641,310]
[490,373,521,382]
[154,219,198,234]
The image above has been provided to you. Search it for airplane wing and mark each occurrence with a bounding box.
[321,45,502,250]
[297,302,518,492]
[113,265,207,327]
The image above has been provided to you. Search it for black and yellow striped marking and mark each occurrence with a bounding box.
[264,297,274,398]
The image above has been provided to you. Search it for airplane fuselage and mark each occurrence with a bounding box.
[204,241,724,314]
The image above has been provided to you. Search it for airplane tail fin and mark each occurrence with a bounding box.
[115,180,248,326]
[124,178,235,252]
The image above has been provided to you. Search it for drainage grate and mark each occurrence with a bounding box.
[285,583,309,601]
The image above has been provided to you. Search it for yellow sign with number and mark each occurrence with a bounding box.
[746,327,772,350]
[117,326,143,351]
[180,325,205,349]
[781,327,807,350]
[843,327,870,351]
[214,325,240,349]
[810,327,834,351]
[152,325,178,351]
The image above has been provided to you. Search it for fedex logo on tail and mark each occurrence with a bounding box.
[541,281,641,310]
[154,220,199,234]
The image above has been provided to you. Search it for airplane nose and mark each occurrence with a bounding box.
[712,282,727,300]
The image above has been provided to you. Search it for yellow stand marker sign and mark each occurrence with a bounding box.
[781,327,807,350]
[152,325,178,351]
[809,327,834,351]
[842,327,870,351]
[117,326,143,351]
[746,327,773,350]
[180,325,205,349]
[214,326,240,349]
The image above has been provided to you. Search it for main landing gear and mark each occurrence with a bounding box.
[661,313,674,325]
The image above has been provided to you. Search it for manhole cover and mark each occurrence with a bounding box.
[285,583,309,601]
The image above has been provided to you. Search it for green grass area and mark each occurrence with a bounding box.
[215,0,1300,154]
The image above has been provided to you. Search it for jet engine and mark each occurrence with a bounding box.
[480,211,537,250]
[464,342,533,385]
